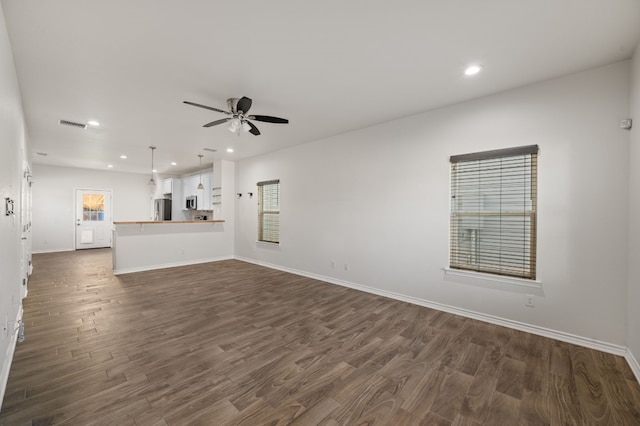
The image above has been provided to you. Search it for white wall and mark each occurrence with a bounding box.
[32,164,154,253]
[628,44,640,374]
[0,2,30,406]
[236,61,631,349]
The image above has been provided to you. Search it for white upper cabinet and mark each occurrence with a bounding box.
[181,175,198,209]
[161,178,173,195]
[182,172,213,210]
[200,172,212,210]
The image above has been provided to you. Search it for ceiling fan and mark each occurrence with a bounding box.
[183,97,288,136]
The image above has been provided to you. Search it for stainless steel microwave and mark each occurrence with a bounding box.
[185,196,197,210]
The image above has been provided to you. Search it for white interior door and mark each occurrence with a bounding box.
[20,164,33,299]
[75,189,112,249]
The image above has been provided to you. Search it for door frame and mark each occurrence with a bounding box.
[74,188,113,250]
[20,163,33,299]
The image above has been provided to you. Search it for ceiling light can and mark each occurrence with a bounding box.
[465,65,481,76]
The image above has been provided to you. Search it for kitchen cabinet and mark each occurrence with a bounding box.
[161,178,173,195]
[198,172,211,210]
[182,172,213,211]
[181,175,198,210]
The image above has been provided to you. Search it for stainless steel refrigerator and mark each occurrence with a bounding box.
[154,199,172,221]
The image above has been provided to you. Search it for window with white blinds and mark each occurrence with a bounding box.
[449,145,538,279]
[258,179,280,244]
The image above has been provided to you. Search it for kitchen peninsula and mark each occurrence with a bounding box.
[112,219,232,275]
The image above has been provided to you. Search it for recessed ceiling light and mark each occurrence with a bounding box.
[171,162,177,166]
[226,148,234,153]
[107,164,113,168]
[120,155,127,159]
[152,169,157,173]
[87,120,100,126]
[464,65,481,76]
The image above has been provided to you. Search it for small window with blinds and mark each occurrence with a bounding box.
[258,179,280,244]
[449,145,538,280]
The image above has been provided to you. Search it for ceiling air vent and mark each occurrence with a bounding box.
[59,119,87,129]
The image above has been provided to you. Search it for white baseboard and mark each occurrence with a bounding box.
[32,248,74,254]
[626,349,640,384]
[113,256,234,275]
[0,305,23,412]
[234,256,628,357]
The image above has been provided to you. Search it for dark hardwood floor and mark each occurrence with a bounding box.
[1,249,640,425]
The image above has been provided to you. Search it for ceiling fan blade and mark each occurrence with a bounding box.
[183,101,229,115]
[203,118,230,128]
[249,115,289,124]
[246,121,261,136]
[236,97,253,114]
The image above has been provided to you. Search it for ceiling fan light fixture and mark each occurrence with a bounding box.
[228,118,242,133]
[184,97,288,136]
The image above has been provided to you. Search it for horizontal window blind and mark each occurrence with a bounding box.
[258,180,280,244]
[450,145,538,279]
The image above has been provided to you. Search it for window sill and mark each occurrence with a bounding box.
[256,240,280,248]
[443,267,542,289]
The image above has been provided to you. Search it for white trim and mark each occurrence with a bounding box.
[235,256,626,357]
[255,240,281,248]
[444,267,542,289]
[113,255,233,275]
[626,349,640,384]
[32,248,75,254]
[0,305,23,410]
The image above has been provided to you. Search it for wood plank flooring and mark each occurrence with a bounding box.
[1,248,640,425]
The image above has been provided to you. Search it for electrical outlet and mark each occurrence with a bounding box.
[525,294,535,307]
[330,260,336,269]
[344,263,349,271]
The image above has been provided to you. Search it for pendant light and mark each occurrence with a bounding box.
[197,154,204,190]
[148,146,156,185]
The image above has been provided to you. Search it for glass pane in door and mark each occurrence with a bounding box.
[82,194,106,222]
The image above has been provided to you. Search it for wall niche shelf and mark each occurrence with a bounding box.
[211,187,222,206]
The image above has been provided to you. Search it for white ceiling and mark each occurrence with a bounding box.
[3,0,640,175]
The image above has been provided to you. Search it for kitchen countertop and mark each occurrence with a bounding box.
[113,220,225,225]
